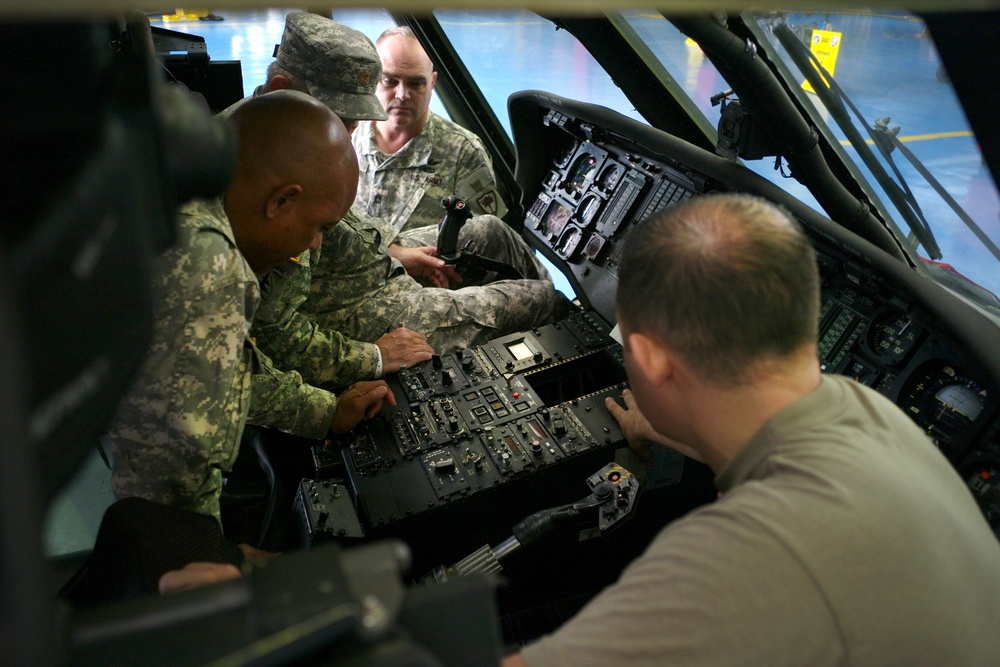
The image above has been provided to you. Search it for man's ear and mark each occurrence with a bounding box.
[268,74,294,91]
[626,331,672,386]
[265,183,302,219]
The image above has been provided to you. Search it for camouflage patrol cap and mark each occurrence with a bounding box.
[275,12,387,121]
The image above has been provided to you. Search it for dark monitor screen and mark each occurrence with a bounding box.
[162,59,244,113]
[152,25,244,113]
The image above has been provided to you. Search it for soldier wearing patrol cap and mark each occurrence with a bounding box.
[218,13,437,401]
[224,13,569,409]
[266,11,386,125]
[218,12,386,129]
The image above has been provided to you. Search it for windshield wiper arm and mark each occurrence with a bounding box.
[670,15,908,263]
[774,23,942,259]
[872,118,1000,263]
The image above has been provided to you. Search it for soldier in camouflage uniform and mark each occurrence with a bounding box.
[304,208,573,354]
[108,92,394,522]
[222,12,387,130]
[237,13,564,380]
[222,12,435,388]
[352,25,508,234]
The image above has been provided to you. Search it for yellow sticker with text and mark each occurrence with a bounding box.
[802,30,843,93]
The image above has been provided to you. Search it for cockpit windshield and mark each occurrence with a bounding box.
[626,10,1000,305]
[168,9,999,308]
[434,9,998,307]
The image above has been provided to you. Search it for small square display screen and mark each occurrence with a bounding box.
[507,341,533,361]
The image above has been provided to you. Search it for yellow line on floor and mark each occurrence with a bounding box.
[841,130,974,146]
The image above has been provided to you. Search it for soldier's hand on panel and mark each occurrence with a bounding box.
[329,381,397,435]
[375,327,435,373]
[605,389,703,464]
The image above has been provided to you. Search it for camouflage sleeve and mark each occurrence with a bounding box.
[351,205,401,246]
[107,227,254,522]
[455,137,508,220]
[252,251,381,389]
[247,342,339,441]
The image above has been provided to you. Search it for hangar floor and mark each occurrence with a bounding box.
[43,8,999,561]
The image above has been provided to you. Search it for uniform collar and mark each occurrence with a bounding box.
[715,375,841,492]
[358,113,437,166]
[179,197,239,250]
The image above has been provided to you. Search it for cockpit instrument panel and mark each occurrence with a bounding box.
[299,93,1000,564]
[814,256,998,459]
[520,112,703,325]
[509,91,1000,516]
[958,435,1000,536]
[510,92,1000,464]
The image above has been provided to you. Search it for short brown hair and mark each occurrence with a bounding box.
[376,25,417,46]
[617,193,819,386]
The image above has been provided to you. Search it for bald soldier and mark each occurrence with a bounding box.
[108,91,394,523]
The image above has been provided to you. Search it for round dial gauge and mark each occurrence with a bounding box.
[578,194,603,226]
[556,226,584,259]
[901,364,988,448]
[544,202,571,239]
[584,234,607,261]
[599,163,624,191]
[865,309,924,365]
[567,154,597,193]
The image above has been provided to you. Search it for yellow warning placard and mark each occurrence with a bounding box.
[802,30,843,93]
